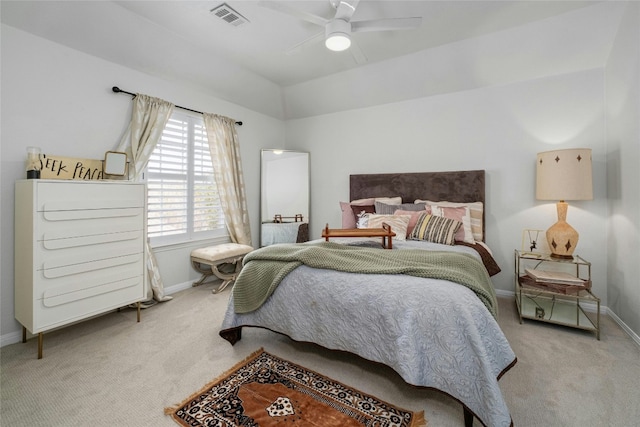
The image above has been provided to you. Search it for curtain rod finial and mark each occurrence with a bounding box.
[112,86,121,93]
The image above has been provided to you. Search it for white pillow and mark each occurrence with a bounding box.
[416,200,484,242]
[364,214,411,241]
[430,205,475,244]
[353,196,402,205]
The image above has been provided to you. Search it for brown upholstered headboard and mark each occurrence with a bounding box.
[350,170,485,241]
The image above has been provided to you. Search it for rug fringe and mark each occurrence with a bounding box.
[411,410,428,427]
[163,406,179,416]
[164,348,266,419]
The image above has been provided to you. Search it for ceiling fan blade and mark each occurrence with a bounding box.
[258,0,328,27]
[351,17,422,33]
[285,31,324,55]
[334,0,360,21]
[349,39,367,64]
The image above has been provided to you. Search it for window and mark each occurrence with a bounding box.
[146,111,226,245]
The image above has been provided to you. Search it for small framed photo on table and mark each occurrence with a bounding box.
[521,229,548,256]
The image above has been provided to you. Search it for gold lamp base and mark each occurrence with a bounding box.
[546,201,578,259]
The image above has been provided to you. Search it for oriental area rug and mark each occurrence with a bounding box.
[165,348,426,427]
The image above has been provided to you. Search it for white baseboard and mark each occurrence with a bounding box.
[0,330,24,348]
[607,307,640,347]
[164,280,197,296]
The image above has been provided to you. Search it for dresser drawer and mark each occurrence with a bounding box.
[34,276,145,332]
[33,254,143,295]
[42,230,143,251]
[35,182,144,211]
[38,207,144,234]
[37,246,143,279]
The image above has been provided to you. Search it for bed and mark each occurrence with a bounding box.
[220,170,517,427]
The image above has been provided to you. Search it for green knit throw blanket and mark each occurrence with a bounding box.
[233,242,498,319]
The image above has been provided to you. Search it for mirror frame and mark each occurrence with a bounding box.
[103,151,128,176]
[260,149,310,247]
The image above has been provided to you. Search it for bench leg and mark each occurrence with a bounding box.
[210,262,242,294]
[191,258,243,293]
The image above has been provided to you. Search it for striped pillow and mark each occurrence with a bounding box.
[375,201,426,215]
[365,214,411,241]
[431,205,474,244]
[409,213,462,245]
[416,200,484,242]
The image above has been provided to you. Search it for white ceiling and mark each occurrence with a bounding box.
[2,0,600,87]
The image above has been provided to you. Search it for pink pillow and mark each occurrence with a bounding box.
[340,199,374,228]
[432,205,474,243]
[394,206,432,237]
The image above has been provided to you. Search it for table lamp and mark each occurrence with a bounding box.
[536,148,593,259]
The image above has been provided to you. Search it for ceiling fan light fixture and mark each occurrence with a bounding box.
[325,18,352,51]
[325,32,351,51]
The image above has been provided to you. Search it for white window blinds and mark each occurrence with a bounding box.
[147,111,225,244]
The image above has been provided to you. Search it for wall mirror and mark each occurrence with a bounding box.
[260,149,310,247]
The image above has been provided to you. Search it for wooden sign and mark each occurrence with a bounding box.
[38,154,105,181]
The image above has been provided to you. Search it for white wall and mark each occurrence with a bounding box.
[0,25,285,340]
[286,68,608,298]
[605,1,640,337]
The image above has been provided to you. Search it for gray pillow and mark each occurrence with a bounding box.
[374,201,426,215]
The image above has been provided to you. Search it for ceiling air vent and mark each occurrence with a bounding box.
[210,3,249,27]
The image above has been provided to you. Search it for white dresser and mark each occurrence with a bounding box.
[14,179,147,358]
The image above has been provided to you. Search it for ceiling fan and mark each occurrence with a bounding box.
[259,0,422,64]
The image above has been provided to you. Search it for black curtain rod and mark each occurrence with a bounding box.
[112,86,242,126]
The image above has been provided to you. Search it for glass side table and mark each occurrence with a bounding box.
[514,250,600,340]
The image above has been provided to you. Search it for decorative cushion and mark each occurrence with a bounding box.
[393,208,431,237]
[416,200,484,242]
[409,213,462,245]
[355,213,368,229]
[375,201,426,215]
[190,243,254,263]
[364,214,411,241]
[340,200,372,228]
[431,205,474,244]
[369,196,402,205]
[340,197,402,228]
[351,204,375,219]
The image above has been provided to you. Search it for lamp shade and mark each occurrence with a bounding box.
[536,148,593,201]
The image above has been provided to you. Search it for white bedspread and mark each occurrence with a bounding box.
[220,239,516,427]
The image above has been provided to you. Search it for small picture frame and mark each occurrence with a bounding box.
[103,151,128,176]
[521,229,548,256]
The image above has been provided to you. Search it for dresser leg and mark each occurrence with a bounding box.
[38,333,43,359]
[22,326,27,343]
[137,301,141,323]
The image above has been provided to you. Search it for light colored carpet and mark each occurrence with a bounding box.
[1,281,639,427]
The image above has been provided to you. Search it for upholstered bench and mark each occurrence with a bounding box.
[190,243,254,294]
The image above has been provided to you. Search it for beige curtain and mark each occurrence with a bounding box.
[203,113,252,246]
[117,94,174,302]
[117,94,175,180]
